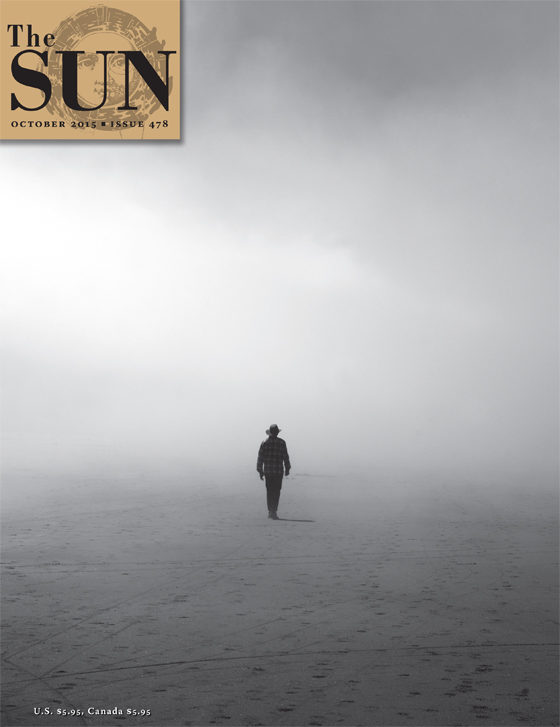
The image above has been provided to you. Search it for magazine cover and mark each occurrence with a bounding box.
[1,1,558,726]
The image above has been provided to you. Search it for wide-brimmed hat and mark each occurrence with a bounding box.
[266,424,281,435]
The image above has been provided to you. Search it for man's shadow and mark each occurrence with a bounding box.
[276,517,315,523]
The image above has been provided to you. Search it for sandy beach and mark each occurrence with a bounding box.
[1,472,558,727]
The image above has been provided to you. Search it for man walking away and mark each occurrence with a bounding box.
[257,424,291,520]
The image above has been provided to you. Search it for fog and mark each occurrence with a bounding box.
[1,1,558,493]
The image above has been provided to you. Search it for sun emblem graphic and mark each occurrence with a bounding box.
[46,5,173,130]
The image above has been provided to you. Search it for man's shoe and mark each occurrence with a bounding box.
[271,512,279,520]
[268,512,273,518]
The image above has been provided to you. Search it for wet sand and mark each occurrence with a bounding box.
[1,473,558,726]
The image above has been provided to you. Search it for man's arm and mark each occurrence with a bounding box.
[283,442,291,475]
[257,443,264,479]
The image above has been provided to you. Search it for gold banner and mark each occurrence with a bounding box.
[1,0,180,140]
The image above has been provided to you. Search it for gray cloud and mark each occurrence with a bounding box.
[1,1,557,488]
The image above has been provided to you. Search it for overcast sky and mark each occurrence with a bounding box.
[1,1,558,486]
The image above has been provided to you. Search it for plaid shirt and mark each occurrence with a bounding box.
[257,436,291,475]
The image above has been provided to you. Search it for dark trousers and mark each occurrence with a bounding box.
[265,474,283,513]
